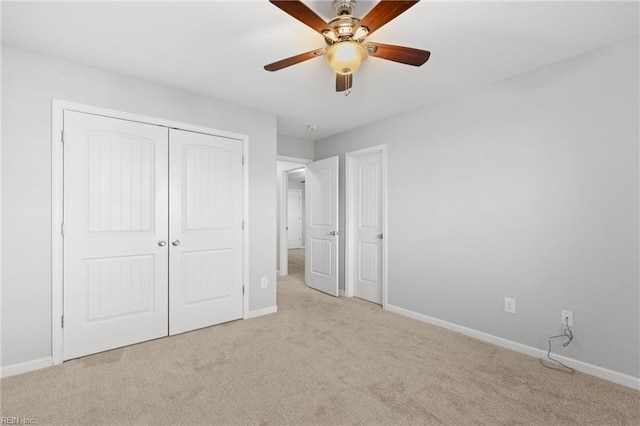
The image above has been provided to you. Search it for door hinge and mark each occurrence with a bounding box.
[61,130,64,143]
[61,222,65,236]
[61,315,64,328]
[242,155,245,165]
[242,220,245,230]
[242,286,245,295]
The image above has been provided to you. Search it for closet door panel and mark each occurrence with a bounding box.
[169,129,243,335]
[63,111,169,360]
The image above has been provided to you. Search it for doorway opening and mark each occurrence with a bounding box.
[277,157,310,277]
[286,167,306,278]
[277,155,340,297]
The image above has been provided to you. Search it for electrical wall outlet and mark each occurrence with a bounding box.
[561,310,574,326]
[504,297,516,314]
[260,277,268,289]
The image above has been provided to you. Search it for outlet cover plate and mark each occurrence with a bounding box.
[504,297,516,314]
[561,310,574,326]
[260,277,268,288]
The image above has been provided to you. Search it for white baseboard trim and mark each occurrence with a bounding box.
[339,290,346,297]
[386,304,640,390]
[1,357,53,378]
[245,305,278,319]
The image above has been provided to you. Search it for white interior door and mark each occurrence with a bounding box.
[305,157,339,296]
[168,129,244,335]
[63,111,169,360]
[352,151,384,304]
[287,189,302,248]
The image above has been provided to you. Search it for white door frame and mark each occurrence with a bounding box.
[345,145,388,308]
[51,100,250,365]
[277,156,310,276]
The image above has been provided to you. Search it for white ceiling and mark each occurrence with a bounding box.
[2,1,638,141]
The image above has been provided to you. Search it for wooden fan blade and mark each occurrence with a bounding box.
[367,42,430,66]
[356,1,420,36]
[270,0,331,34]
[336,73,353,92]
[264,49,324,71]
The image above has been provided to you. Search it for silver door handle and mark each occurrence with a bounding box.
[378,234,383,239]
[171,239,181,247]
[329,231,339,236]
[158,240,167,247]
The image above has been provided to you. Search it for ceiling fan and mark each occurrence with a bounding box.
[264,0,431,93]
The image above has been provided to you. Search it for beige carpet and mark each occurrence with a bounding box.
[1,248,638,425]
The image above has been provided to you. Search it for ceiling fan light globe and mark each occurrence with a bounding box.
[325,41,367,75]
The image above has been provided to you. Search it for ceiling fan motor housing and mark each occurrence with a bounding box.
[328,15,361,39]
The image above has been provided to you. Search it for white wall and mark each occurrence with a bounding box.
[315,37,639,379]
[1,45,277,368]
[277,134,314,160]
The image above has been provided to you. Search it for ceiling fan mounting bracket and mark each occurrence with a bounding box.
[332,0,356,16]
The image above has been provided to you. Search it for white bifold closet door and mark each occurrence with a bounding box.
[168,129,243,335]
[63,111,243,360]
[63,111,170,360]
